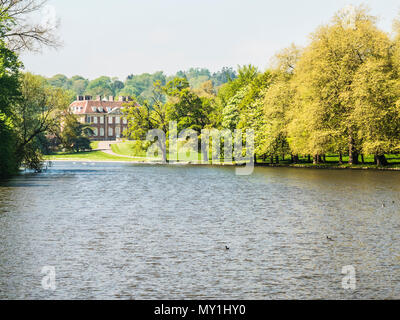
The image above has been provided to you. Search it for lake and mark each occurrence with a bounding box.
[0,161,400,299]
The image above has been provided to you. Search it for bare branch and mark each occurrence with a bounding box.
[1,0,62,52]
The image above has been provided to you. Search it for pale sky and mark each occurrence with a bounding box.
[21,0,400,80]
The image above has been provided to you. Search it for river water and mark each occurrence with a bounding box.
[0,161,400,299]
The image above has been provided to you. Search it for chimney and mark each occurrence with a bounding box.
[109,96,114,102]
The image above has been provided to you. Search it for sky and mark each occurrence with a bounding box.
[21,0,400,80]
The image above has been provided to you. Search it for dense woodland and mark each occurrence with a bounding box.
[1,2,400,177]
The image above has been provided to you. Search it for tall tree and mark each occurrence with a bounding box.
[292,6,392,164]
[351,57,400,165]
[0,36,21,176]
[237,71,273,160]
[123,81,170,161]
[13,73,70,170]
[165,77,212,133]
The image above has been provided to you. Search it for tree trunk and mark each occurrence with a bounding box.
[313,154,320,164]
[322,154,326,163]
[375,154,388,166]
[275,156,279,164]
[361,154,365,164]
[307,155,311,163]
[339,152,343,165]
[262,154,267,162]
[348,134,359,165]
[254,154,257,165]
[293,155,299,164]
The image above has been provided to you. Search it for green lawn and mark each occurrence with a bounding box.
[44,150,142,162]
[111,140,204,161]
[90,141,100,150]
[111,141,147,157]
[45,141,400,169]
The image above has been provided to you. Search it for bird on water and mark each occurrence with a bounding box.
[326,236,334,241]
[225,246,230,250]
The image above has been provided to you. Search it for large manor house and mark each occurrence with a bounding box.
[69,95,133,140]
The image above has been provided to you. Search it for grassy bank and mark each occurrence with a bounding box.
[44,150,142,162]
[111,141,147,157]
[45,141,400,170]
[111,140,204,161]
[43,151,400,170]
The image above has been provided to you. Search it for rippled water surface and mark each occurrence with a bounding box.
[1,162,400,299]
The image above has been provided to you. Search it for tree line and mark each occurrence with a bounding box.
[46,67,237,104]
[124,6,400,166]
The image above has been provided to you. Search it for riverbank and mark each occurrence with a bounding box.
[44,150,145,162]
[256,162,400,171]
[44,154,400,171]
[44,142,400,170]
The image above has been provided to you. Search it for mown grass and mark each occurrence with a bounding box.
[45,140,400,169]
[90,141,100,150]
[44,150,140,162]
[111,141,204,161]
[111,141,147,157]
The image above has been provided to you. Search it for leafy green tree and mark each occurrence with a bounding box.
[351,57,400,165]
[122,71,166,102]
[237,71,273,161]
[123,81,170,161]
[71,76,89,95]
[0,35,21,176]
[262,45,303,162]
[14,73,70,170]
[85,76,114,96]
[211,67,237,87]
[292,6,392,164]
[165,77,213,133]
[112,78,124,94]
[60,113,92,152]
[220,65,259,131]
[48,74,70,89]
